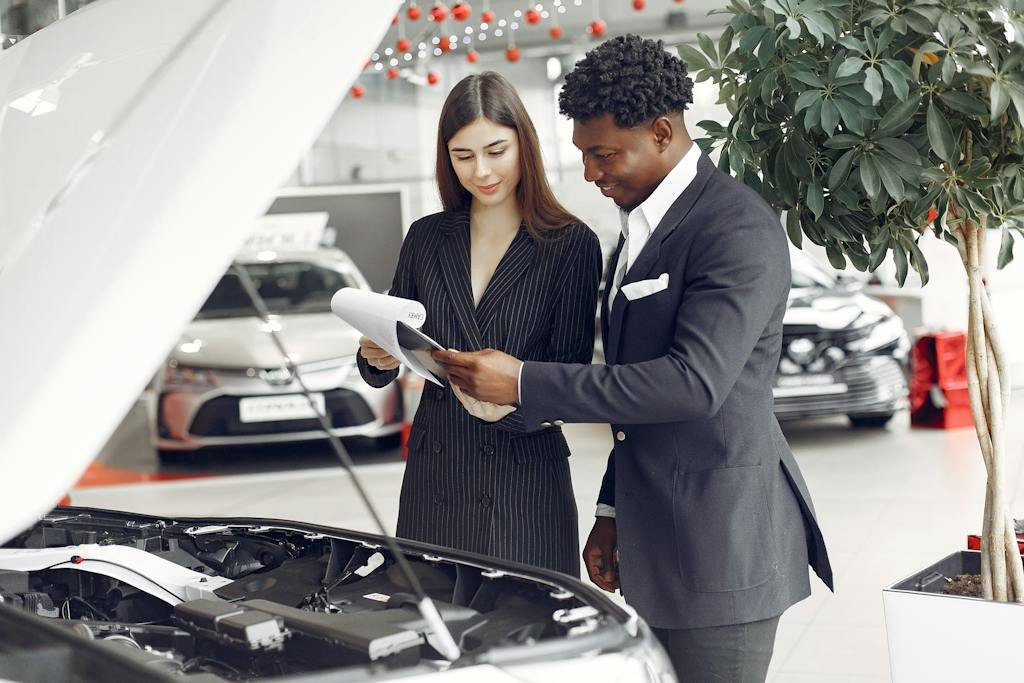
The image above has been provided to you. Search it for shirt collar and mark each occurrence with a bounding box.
[619,142,701,236]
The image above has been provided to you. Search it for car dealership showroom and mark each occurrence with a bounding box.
[3,0,1024,681]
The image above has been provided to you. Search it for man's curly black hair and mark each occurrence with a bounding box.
[559,34,694,128]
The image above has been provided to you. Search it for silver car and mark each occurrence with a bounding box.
[150,249,402,456]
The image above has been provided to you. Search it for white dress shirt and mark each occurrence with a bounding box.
[596,143,701,519]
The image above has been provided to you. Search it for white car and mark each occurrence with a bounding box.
[152,249,402,456]
[0,2,673,681]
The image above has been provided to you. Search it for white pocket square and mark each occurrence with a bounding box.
[621,272,670,301]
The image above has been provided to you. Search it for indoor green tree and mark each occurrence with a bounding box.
[680,0,1024,602]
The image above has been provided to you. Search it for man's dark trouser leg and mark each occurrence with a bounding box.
[652,615,781,683]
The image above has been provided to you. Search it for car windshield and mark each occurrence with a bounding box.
[195,261,359,319]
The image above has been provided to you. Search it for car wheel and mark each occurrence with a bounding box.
[848,413,894,429]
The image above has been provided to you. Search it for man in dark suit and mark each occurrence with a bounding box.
[435,35,832,682]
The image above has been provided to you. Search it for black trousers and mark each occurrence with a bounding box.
[652,615,781,683]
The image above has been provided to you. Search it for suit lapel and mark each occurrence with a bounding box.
[606,154,716,360]
[475,225,535,336]
[437,211,484,350]
[603,234,625,364]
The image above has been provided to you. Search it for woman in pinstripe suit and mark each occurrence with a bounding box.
[357,72,602,575]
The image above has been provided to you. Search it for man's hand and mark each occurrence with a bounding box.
[359,336,400,371]
[583,517,619,592]
[432,349,522,405]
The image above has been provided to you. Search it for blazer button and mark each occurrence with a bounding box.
[481,444,496,456]
[554,420,565,426]
[433,494,443,506]
[434,387,445,401]
[479,494,492,508]
[432,441,442,453]
[540,421,553,428]
[616,431,626,442]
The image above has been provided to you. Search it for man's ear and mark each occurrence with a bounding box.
[651,117,674,151]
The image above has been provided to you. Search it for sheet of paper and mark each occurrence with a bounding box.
[330,288,445,385]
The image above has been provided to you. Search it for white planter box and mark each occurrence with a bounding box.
[883,550,1024,682]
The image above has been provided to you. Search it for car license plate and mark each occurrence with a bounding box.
[238,393,325,423]
[773,374,848,398]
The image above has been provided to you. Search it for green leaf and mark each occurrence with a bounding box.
[829,148,857,187]
[739,25,770,53]
[786,209,803,248]
[824,133,862,149]
[879,61,910,101]
[998,226,1015,269]
[904,235,930,285]
[869,232,890,271]
[860,155,881,196]
[698,33,718,64]
[825,244,848,270]
[678,44,711,71]
[807,182,825,219]
[926,102,956,163]
[795,89,821,112]
[836,57,864,78]
[821,99,841,135]
[938,91,989,116]
[833,98,865,134]
[718,25,734,62]
[863,66,884,105]
[875,156,905,200]
[941,55,956,84]
[876,137,920,161]
[991,80,1011,120]
[893,241,909,285]
[791,70,826,88]
[875,96,920,137]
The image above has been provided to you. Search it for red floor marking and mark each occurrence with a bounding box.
[71,462,215,489]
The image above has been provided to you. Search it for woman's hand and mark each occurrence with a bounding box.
[359,336,400,371]
[451,383,516,422]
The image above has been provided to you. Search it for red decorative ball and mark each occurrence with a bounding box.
[351,85,365,98]
[391,13,398,25]
[363,58,371,70]
[505,46,520,62]
[481,9,495,22]
[387,67,400,79]
[466,49,480,63]
[438,35,453,52]
[633,0,645,9]
[427,71,440,85]
[526,9,541,24]
[430,3,448,21]
[407,3,422,20]
[674,0,684,3]
[452,2,471,21]
[927,207,939,223]
[589,19,606,36]
[549,25,562,39]
[396,38,411,52]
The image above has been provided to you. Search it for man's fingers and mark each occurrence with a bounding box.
[431,349,475,368]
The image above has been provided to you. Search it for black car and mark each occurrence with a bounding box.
[773,252,911,427]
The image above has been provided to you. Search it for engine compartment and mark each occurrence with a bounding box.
[0,509,631,681]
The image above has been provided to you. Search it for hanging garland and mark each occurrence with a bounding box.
[354,0,635,96]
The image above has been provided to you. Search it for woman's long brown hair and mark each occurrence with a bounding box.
[435,71,578,239]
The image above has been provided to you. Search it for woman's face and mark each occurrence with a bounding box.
[447,117,521,208]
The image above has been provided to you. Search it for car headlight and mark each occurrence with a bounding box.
[846,316,906,353]
[163,363,220,389]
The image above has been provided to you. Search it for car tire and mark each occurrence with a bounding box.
[848,413,894,429]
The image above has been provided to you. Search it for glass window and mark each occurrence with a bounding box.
[195,261,359,319]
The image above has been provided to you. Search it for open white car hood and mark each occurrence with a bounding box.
[0,0,399,544]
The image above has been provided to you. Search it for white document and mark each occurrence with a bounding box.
[330,288,447,385]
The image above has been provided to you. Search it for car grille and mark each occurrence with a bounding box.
[187,389,376,437]
[774,356,908,420]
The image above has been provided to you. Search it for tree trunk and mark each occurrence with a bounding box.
[954,215,1024,602]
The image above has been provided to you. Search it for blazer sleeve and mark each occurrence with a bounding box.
[357,220,420,389]
[489,226,603,433]
[597,449,615,506]
[518,209,789,431]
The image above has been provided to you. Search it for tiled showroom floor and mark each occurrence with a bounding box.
[71,394,1024,681]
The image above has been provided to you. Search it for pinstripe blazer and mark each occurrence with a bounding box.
[358,209,602,575]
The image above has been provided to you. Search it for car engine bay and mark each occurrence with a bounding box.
[0,508,633,681]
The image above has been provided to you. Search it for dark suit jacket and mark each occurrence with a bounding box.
[358,209,602,575]
[520,154,833,629]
